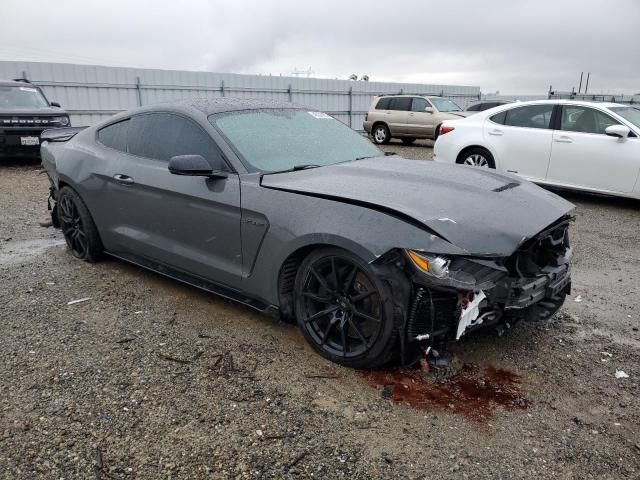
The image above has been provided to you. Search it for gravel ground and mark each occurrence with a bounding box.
[1,151,639,479]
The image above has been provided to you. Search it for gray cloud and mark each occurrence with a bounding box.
[1,0,638,94]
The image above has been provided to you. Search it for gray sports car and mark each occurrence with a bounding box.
[41,98,574,368]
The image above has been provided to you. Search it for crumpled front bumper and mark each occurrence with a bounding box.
[500,263,571,310]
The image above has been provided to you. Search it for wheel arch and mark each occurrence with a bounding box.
[456,145,496,166]
[371,120,389,133]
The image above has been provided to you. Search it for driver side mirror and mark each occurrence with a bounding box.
[50,101,61,108]
[605,124,630,140]
[424,107,434,113]
[168,154,228,179]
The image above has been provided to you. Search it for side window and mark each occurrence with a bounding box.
[411,97,428,112]
[503,105,554,129]
[97,119,129,152]
[560,106,620,135]
[375,97,391,110]
[127,113,226,167]
[389,97,412,111]
[490,111,507,124]
[467,104,481,111]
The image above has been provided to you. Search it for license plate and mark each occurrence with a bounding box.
[21,136,39,146]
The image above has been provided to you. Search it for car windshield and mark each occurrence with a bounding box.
[609,106,640,129]
[429,98,462,112]
[210,109,381,172]
[0,85,50,108]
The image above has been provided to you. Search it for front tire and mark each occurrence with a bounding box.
[294,248,396,368]
[57,186,103,262]
[372,124,391,145]
[457,147,495,168]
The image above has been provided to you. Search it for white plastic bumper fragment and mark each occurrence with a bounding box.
[456,290,486,340]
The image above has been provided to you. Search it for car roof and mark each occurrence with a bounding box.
[158,97,304,116]
[495,99,626,109]
[0,79,37,87]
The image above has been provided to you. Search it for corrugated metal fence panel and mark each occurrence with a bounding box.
[0,61,481,128]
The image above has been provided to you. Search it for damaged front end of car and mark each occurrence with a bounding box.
[378,216,573,364]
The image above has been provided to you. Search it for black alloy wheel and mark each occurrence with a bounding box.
[57,186,103,262]
[294,248,396,368]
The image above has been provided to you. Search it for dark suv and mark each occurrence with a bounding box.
[0,79,71,159]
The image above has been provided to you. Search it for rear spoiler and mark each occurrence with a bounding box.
[41,126,88,143]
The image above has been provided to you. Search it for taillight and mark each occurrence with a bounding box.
[439,125,455,136]
[365,113,369,121]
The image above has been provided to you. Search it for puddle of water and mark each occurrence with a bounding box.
[0,237,66,267]
[360,365,530,422]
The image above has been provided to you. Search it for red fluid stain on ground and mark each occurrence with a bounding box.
[360,365,530,422]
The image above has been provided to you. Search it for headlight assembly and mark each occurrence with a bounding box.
[405,249,497,291]
[53,116,70,126]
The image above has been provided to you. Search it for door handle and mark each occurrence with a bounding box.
[554,136,573,143]
[488,129,503,136]
[113,174,135,185]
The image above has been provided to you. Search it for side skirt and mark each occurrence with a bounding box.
[106,251,279,317]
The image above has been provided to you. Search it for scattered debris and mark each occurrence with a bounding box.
[94,445,104,480]
[158,351,204,365]
[115,336,136,344]
[574,295,583,303]
[305,367,339,379]
[197,333,212,339]
[286,451,308,470]
[615,370,629,379]
[600,352,613,357]
[67,297,91,305]
[38,217,53,228]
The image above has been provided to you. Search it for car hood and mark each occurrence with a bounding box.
[0,106,67,115]
[260,157,575,256]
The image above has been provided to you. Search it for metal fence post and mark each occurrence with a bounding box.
[348,86,353,128]
[288,84,292,102]
[135,76,142,106]
[221,80,225,97]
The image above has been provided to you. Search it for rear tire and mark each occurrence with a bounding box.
[294,247,397,369]
[456,147,495,169]
[372,124,391,145]
[57,186,103,262]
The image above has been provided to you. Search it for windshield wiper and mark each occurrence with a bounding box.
[263,164,322,175]
[354,155,378,161]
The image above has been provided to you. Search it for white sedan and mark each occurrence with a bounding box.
[433,100,640,199]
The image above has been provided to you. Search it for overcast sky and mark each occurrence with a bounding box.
[1,0,638,94]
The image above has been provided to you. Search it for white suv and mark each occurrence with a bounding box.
[433,100,640,199]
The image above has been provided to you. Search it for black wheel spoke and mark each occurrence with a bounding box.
[354,309,381,324]
[304,306,339,323]
[320,318,338,346]
[351,290,376,303]
[347,317,370,348]
[311,267,332,293]
[330,257,340,291]
[343,265,358,293]
[301,291,333,304]
[340,321,348,357]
